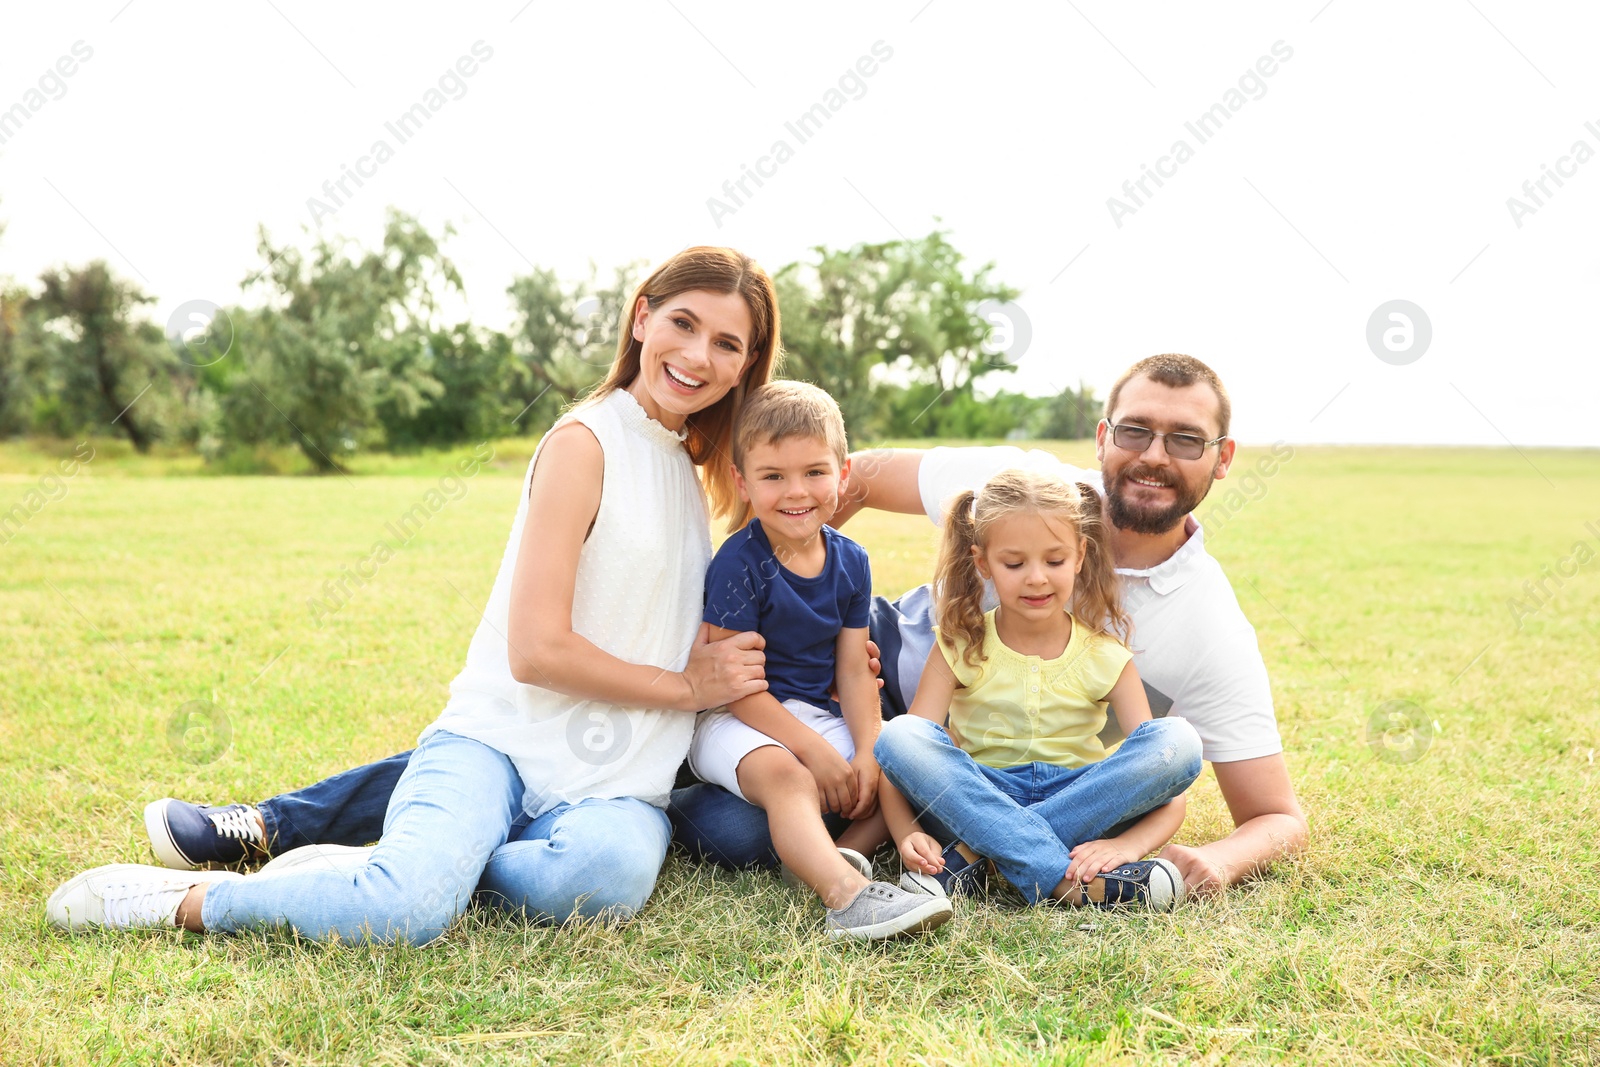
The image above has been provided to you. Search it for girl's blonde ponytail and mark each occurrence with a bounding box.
[933,489,988,670]
[1071,480,1131,642]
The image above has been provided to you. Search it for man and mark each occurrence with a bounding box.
[145,354,1304,898]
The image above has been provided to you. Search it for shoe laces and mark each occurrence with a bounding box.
[208,806,264,846]
[102,876,190,928]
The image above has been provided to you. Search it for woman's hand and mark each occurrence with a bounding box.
[680,624,767,711]
[899,832,945,875]
[1065,837,1139,884]
[796,737,856,815]
[844,752,880,821]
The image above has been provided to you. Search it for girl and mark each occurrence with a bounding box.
[875,469,1203,910]
[48,246,783,943]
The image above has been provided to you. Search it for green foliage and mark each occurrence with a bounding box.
[776,230,1041,441]
[214,209,462,471]
[379,324,526,450]
[24,261,184,452]
[505,260,643,432]
[2,213,1096,467]
[0,283,33,436]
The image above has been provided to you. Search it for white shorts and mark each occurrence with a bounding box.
[688,699,857,802]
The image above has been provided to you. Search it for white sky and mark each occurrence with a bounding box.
[2,1,1596,446]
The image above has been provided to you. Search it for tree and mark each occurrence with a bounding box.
[778,231,1022,439]
[775,239,912,437]
[1038,380,1101,440]
[217,210,462,471]
[26,262,179,452]
[504,260,643,433]
[0,283,32,437]
[879,230,1022,426]
[380,323,524,448]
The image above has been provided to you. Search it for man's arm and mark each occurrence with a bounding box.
[831,449,927,528]
[1160,752,1307,896]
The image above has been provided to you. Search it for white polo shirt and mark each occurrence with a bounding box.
[905,445,1282,764]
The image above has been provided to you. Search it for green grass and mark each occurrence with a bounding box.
[1,439,1597,1064]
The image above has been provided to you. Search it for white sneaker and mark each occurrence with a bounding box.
[256,844,374,879]
[780,846,873,890]
[46,864,244,932]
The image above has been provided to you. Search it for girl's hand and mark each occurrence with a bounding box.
[680,624,766,710]
[899,832,945,875]
[1065,838,1138,884]
[845,753,880,821]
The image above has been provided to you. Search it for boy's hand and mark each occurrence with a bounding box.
[899,832,944,875]
[1065,838,1139,884]
[795,738,856,815]
[844,753,880,821]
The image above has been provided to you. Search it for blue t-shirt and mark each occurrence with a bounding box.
[702,520,872,710]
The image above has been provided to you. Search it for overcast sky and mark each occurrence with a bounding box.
[2,1,1596,446]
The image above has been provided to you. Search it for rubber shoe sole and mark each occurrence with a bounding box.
[144,799,202,870]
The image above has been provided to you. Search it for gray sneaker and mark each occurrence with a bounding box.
[825,880,953,941]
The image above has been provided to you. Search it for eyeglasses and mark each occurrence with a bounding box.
[1104,421,1225,461]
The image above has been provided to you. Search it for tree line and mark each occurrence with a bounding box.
[0,208,1099,472]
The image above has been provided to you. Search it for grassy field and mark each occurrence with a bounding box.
[1,437,1597,1065]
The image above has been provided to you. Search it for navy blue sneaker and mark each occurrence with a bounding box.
[1080,858,1186,912]
[898,842,990,898]
[143,798,267,869]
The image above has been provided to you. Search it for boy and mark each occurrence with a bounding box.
[692,381,952,941]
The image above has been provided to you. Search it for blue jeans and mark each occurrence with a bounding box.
[254,592,928,868]
[259,753,835,872]
[874,716,1203,904]
[204,730,671,945]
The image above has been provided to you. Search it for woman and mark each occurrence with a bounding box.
[47,247,779,944]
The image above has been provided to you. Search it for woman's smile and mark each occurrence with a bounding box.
[663,363,708,393]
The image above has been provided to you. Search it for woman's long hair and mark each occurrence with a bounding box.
[582,246,781,530]
[933,470,1130,670]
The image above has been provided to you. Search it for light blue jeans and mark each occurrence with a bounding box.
[201,730,672,945]
[875,716,1203,904]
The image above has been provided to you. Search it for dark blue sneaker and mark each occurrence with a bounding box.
[143,798,267,869]
[898,842,990,898]
[1081,858,1186,911]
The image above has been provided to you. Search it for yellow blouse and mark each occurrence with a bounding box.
[939,609,1133,769]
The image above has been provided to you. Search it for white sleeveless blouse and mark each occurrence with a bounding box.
[423,387,712,817]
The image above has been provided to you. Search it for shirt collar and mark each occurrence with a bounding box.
[1114,515,1208,596]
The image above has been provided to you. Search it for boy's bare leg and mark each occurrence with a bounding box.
[835,808,889,857]
[737,747,870,911]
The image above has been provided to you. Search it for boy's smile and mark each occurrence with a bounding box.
[732,436,850,552]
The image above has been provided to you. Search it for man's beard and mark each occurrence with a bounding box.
[1105,461,1215,535]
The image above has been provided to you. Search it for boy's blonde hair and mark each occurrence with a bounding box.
[731,380,848,471]
[934,469,1130,670]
